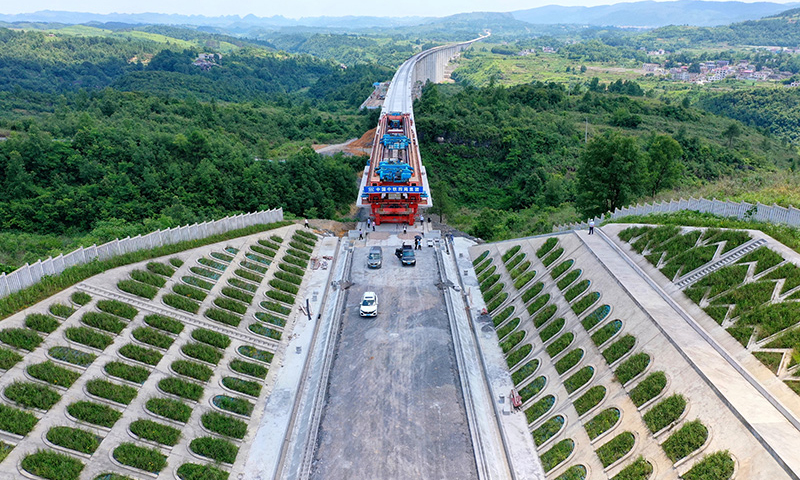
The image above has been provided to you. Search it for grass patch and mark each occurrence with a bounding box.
[132,327,174,349]
[49,303,75,318]
[238,345,273,363]
[170,257,184,268]
[511,358,539,385]
[506,344,531,369]
[547,332,575,358]
[487,292,508,312]
[0,345,22,370]
[564,280,590,301]
[172,360,213,382]
[763,262,800,294]
[212,394,253,416]
[742,302,800,339]
[96,300,137,319]
[557,269,580,290]
[502,245,521,263]
[118,279,158,299]
[250,323,282,340]
[86,379,137,405]
[28,361,81,388]
[48,346,93,367]
[274,270,303,285]
[519,376,546,402]
[82,311,126,334]
[145,397,192,423]
[190,266,220,280]
[582,305,610,330]
[163,293,200,313]
[173,283,208,301]
[596,432,635,467]
[223,285,256,303]
[537,238,557,258]
[660,245,717,280]
[71,292,91,305]
[727,324,754,346]
[21,450,84,480]
[130,269,166,288]
[159,377,204,401]
[521,282,544,303]
[46,426,99,454]
[542,247,564,267]
[571,292,599,315]
[681,451,735,480]
[235,268,263,283]
[222,376,262,397]
[662,420,708,461]
[514,269,537,289]
[737,246,784,274]
[754,351,783,374]
[564,366,594,394]
[585,408,620,439]
[183,275,214,290]
[230,359,268,378]
[540,317,565,342]
[144,314,183,334]
[206,307,242,327]
[211,252,234,263]
[492,305,515,328]
[0,403,38,435]
[574,385,606,415]
[0,327,42,351]
[555,349,584,374]
[255,311,286,327]
[629,371,667,407]
[215,297,248,314]
[241,260,269,273]
[201,411,247,439]
[190,436,239,464]
[704,306,729,324]
[129,419,181,446]
[119,344,162,365]
[532,305,557,328]
[615,353,650,384]
[540,438,574,472]
[192,328,231,349]
[182,342,223,365]
[556,465,587,480]
[105,361,150,384]
[25,313,60,334]
[66,326,112,350]
[591,320,622,346]
[230,277,259,292]
[6,381,61,410]
[550,259,573,279]
[602,334,636,364]
[67,401,121,427]
[532,415,564,446]
[524,395,555,424]
[712,282,774,318]
[496,318,520,339]
[199,258,227,271]
[693,264,748,299]
[643,394,686,432]
[113,443,167,473]
[611,456,652,480]
[147,262,175,277]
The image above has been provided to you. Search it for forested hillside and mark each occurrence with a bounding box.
[698,88,800,143]
[415,81,797,240]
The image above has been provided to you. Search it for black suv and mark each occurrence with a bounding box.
[395,244,416,266]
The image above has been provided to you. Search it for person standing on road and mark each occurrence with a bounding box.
[588,220,595,235]
[359,228,363,240]
[304,219,309,229]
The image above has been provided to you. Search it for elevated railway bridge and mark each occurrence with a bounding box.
[357,35,487,224]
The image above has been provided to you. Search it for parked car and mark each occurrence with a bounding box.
[395,244,416,266]
[360,292,378,317]
[367,246,382,269]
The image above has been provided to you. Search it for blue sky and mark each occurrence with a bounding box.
[3,0,795,18]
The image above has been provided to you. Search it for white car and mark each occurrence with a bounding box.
[360,292,378,317]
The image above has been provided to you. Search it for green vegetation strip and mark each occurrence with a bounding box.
[22,450,84,480]
[5,381,61,410]
[28,361,81,388]
[129,419,182,446]
[596,432,635,467]
[202,411,248,439]
[145,397,192,423]
[0,222,289,321]
[46,426,100,454]
[113,443,167,473]
[67,401,121,427]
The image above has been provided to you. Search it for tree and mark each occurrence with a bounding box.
[723,122,742,148]
[576,131,645,217]
[646,135,683,196]
[429,181,455,223]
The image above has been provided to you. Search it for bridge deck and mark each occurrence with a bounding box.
[310,242,478,479]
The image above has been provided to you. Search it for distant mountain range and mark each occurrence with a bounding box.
[0,0,798,30]
[512,0,800,27]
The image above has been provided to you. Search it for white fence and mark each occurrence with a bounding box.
[0,208,283,299]
[554,197,800,232]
